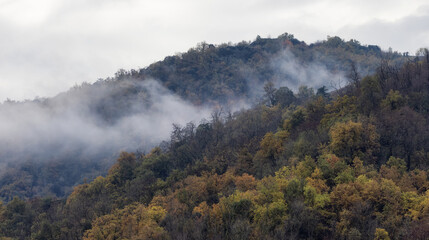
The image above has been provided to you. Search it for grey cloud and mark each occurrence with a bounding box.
[1,0,428,101]
[338,8,429,53]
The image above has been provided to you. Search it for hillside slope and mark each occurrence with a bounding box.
[0,34,407,201]
[1,45,428,239]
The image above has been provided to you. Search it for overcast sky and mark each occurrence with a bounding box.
[1,0,429,101]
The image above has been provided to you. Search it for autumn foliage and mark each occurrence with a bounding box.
[1,38,429,240]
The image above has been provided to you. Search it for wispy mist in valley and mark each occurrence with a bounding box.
[0,79,212,197]
[1,78,213,161]
[0,48,347,170]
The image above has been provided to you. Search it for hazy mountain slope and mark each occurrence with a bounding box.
[0,79,210,200]
[0,45,427,240]
[136,34,404,104]
[0,33,407,201]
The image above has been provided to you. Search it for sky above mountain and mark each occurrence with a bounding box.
[1,0,428,101]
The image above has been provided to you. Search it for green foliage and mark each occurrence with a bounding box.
[273,86,296,107]
[0,197,34,239]
[381,90,406,110]
[386,157,407,173]
[296,156,316,179]
[283,107,306,132]
[334,167,355,184]
[321,95,358,128]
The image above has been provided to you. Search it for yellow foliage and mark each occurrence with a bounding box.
[306,168,329,193]
[352,157,364,176]
[330,183,363,209]
[192,201,210,217]
[401,191,425,220]
[329,121,379,162]
[274,129,289,141]
[296,156,316,179]
[275,166,294,180]
[259,132,283,157]
[321,95,358,128]
[83,203,168,240]
[374,228,390,240]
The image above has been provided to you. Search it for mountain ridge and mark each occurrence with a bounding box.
[0,33,408,202]
[2,33,429,239]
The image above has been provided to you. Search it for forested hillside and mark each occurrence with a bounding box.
[123,33,405,104]
[0,34,405,201]
[1,34,429,239]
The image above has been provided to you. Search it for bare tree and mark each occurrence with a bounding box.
[347,61,360,89]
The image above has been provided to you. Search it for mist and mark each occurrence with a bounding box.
[0,49,347,170]
[271,49,346,91]
[0,78,211,174]
[241,48,346,104]
[0,46,349,199]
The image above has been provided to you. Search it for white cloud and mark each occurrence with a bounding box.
[0,0,428,101]
[0,78,211,164]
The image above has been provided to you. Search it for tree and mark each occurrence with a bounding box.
[264,81,276,106]
[297,86,315,104]
[380,90,405,110]
[253,132,283,177]
[83,204,168,240]
[0,197,34,239]
[378,107,427,169]
[329,121,379,163]
[359,76,383,115]
[273,86,296,107]
[283,107,306,132]
[347,61,361,89]
[235,148,254,175]
[374,228,390,240]
[316,86,329,99]
[107,152,137,186]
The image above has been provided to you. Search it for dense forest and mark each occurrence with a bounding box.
[0,34,406,201]
[1,34,429,239]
